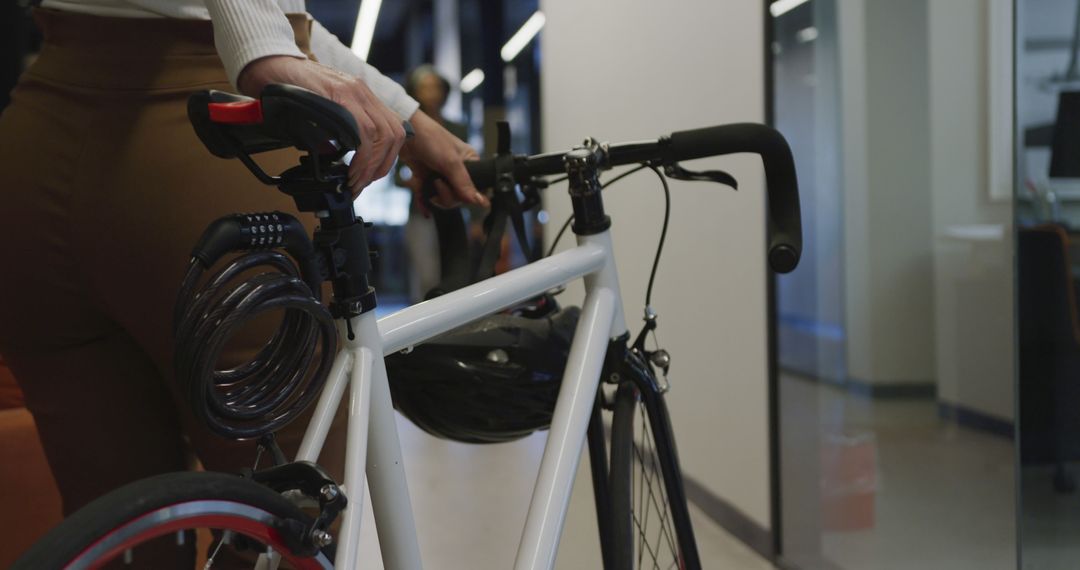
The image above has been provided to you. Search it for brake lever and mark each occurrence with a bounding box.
[520,182,544,210]
[663,162,738,190]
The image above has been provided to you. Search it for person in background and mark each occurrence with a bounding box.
[0,2,489,563]
[400,64,471,301]
[406,64,469,141]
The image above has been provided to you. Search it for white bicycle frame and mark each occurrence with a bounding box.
[293,229,628,570]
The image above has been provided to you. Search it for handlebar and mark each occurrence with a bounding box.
[464,124,802,273]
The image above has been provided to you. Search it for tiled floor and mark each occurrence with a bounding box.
[350,413,774,569]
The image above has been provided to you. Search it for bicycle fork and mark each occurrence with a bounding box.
[587,336,703,570]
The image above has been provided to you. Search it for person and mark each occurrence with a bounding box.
[399,64,471,301]
[405,64,469,142]
[0,0,488,543]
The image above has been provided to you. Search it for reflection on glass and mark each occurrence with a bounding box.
[1018,0,1080,567]
[773,0,1016,568]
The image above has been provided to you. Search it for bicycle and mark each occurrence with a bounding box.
[13,84,801,570]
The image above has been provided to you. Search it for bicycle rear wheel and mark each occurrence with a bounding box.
[13,471,332,569]
[609,379,701,570]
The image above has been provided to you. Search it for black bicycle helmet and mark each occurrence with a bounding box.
[386,294,579,443]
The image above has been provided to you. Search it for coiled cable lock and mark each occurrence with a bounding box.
[174,212,337,440]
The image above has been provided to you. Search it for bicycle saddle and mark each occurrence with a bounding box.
[188,84,360,161]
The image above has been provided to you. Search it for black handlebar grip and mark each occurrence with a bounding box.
[668,124,803,273]
[465,158,498,190]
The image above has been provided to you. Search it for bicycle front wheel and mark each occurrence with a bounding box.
[609,380,701,570]
[13,471,333,570]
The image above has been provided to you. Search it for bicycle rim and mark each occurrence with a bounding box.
[70,500,328,569]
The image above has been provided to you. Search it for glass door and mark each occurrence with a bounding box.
[1016,0,1080,567]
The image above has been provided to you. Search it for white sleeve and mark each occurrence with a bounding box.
[308,19,420,121]
[204,0,308,89]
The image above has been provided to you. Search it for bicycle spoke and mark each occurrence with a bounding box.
[633,510,664,568]
[643,412,679,556]
[634,432,666,546]
[204,531,229,569]
[628,397,680,569]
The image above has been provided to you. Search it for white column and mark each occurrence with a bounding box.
[433,0,463,122]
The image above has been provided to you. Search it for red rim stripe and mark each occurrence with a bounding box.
[67,501,324,570]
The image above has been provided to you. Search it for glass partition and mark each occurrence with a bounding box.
[1017,0,1080,567]
[770,1,1017,567]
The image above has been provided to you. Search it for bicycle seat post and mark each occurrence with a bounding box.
[279,156,378,326]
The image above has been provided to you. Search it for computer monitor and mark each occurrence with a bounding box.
[1050,90,1080,178]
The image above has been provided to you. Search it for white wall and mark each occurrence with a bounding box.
[541,0,771,527]
[928,0,1015,421]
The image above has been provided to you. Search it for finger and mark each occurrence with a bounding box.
[431,178,463,209]
[360,101,393,182]
[353,93,394,187]
[348,112,375,187]
[445,161,489,207]
[389,114,407,153]
[359,126,389,188]
[372,112,404,182]
[348,156,370,194]
[367,97,405,181]
[348,106,379,193]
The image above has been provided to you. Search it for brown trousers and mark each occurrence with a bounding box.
[0,9,346,520]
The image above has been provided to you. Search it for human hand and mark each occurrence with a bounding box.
[399,111,490,210]
[237,55,406,195]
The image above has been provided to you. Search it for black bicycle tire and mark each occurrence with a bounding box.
[608,381,697,570]
[609,381,638,570]
[12,471,330,570]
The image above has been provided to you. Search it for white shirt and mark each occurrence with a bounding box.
[40,0,420,120]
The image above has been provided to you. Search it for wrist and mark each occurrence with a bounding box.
[404,111,437,146]
[237,55,308,96]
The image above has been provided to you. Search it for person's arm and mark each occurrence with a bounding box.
[203,1,485,206]
[204,0,308,89]
[308,20,419,121]
[202,0,404,193]
[305,20,485,208]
